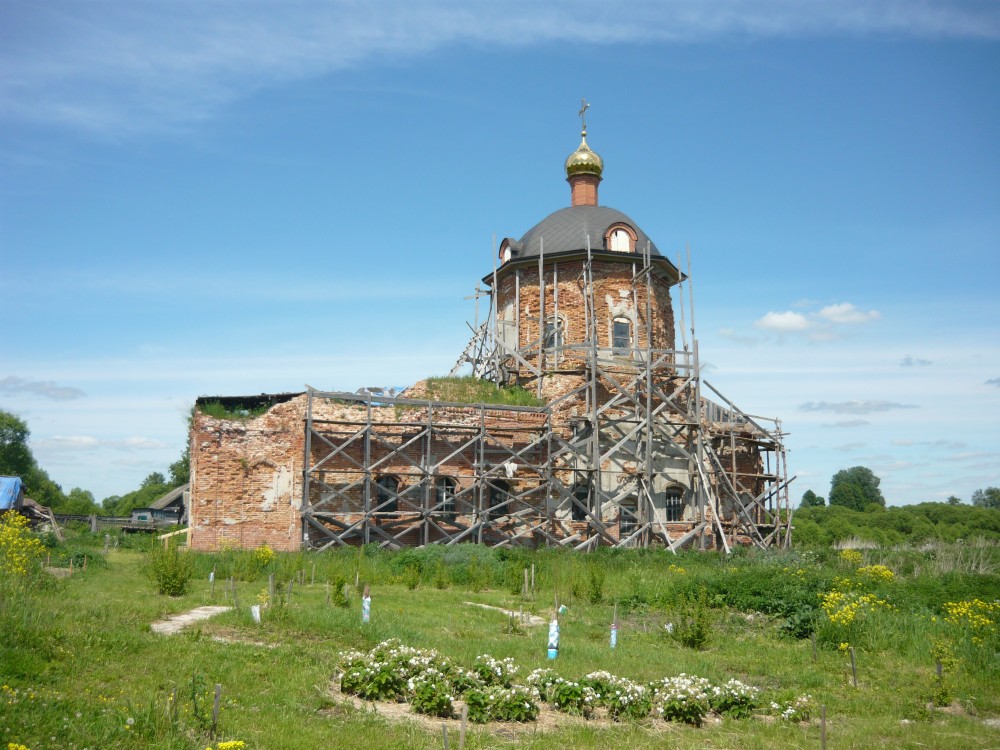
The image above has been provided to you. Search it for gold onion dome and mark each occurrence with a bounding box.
[565,128,604,178]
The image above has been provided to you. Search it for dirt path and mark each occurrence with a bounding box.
[151,605,232,635]
[463,602,546,626]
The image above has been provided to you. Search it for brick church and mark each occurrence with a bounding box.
[188,115,791,553]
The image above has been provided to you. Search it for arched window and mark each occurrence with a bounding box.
[604,223,636,253]
[610,229,631,252]
[435,477,457,523]
[375,475,399,517]
[665,487,684,522]
[544,317,564,357]
[620,497,638,537]
[489,479,511,520]
[571,481,589,522]
[612,318,631,354]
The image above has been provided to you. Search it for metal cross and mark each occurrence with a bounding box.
[578,98,589,133]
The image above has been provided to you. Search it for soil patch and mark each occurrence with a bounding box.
[151,605,232,635]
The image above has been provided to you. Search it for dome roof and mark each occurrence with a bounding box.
[509,205,661,259]
[564,130,604,178]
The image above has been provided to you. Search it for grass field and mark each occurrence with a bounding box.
[2,529,999,749]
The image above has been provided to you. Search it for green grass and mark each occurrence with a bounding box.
[2,541,999,749]
[419,376,544,407]
[195,401,273,421]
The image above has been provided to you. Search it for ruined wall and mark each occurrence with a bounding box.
[189,398,307,551]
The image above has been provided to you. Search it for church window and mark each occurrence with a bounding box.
[375,475,399,517]
[610,229,631,252]
[665,487,684,522]
[620,497,638,537]
[435,476,457,522]
[571,481,589,522]
[612,318,631,354]
[488,480,511,520]
[544,317,564,352]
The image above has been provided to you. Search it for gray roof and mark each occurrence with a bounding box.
[508,205,661,259]
[151,483,189,510]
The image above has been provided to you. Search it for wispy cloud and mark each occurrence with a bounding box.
[986,377,1000,387]
[823,419,870,428]
[799,400,918,414]
[0,375,86,400]
[818,303,880,324]
[3,1,998,136]
[901,356,933,367]
[718,327,761,345]
[34,435,168,451]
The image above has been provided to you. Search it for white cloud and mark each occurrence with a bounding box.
[3,1,998,136]
[823,419,870,428]
[755,311,810,332]
[900,356,933,367]
[818,303,881,324]
[986,377,1000,387]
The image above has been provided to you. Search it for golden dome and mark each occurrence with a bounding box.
[565,128,604,179]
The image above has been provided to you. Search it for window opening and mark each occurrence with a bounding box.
[571,482,589,522]
[620,498,638,537]
[436,477,457,522]
[665,487,684,522]
[612,319,631,354]
[375,475,399,517]
[610,228,631,252]
[489,480,511,520]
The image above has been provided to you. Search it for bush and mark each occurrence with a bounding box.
[668,587,713,650]
[148,544,195,596]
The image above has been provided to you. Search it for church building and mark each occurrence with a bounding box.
[187,117,791,553]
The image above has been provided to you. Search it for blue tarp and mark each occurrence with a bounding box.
[0,476,24,511]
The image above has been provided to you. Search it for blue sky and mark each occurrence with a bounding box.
[1,1,998,505]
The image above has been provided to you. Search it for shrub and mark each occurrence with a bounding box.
[651,674,712,725]
[710,678,760,718]
[408,671,455,718]
[668,587,713,650]
[0,511,46,580]
[147,544,194,596]
[587,564,605,604]
[464,685,539,723]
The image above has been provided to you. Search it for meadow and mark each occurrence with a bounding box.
[2,518,999,750]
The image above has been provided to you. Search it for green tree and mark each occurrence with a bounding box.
[168,446,190,486]
[829,466,885,511]
[947,495,962,506]
[800,489,825,507]
[142,471,167,488]
[971,487,1000,510]
[59,487,99,515]
[0,410,35,478]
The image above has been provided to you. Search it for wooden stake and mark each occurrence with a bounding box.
[268,573,275,602]
[325,581,331,606]
[811,630,817,661]
[212,683,222,738]
[821,704,827,749]
[849,647,858,688]
[523,568,529,597]
[311,561,316,585]
[459,704,468,749]
[170,687,178,723]
[531,564,535,591]
[442,723,449,749]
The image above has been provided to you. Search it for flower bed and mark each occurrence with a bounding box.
[335,639,812,726]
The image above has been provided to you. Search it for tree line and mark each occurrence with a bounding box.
[0,408,188,517]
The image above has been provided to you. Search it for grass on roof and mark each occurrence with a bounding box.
[422,376,543,407]
[195,401,273,421]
